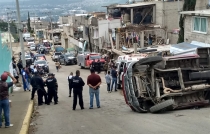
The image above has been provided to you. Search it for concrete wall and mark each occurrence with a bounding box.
[59,16,69,24]
[98,19,121,49]
[0,31,12,93]
[184,15,210,43]
[155,1,207,44]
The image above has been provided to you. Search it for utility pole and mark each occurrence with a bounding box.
[7,12,12,57]
[16,0,26,67]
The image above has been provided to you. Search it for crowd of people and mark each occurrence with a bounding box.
[0,52,118,128]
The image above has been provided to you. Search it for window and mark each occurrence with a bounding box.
[193,17,208,33]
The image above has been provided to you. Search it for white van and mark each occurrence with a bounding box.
[116,54,148,89]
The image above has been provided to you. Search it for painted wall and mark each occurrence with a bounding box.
[184,15,210,43]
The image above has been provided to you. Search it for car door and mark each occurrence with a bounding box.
[60,55,64,63]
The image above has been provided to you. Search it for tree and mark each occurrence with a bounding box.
[27,11,31,32]
[178,0,196,43]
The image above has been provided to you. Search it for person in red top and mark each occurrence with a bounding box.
[87,68,101,109]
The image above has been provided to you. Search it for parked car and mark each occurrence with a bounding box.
[30,44,36,51]
[51,52,62,62]
[58,53,77,65]
[25,55,33,65]
[123,54,210,113]
[27,42,35,48]
[34,60,49,73]
[33,54,46,62]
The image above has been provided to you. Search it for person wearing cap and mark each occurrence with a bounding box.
[0,72,17,128]
[71,70,85,110]
[87,68,101,109]
[45,73,58,105]
[31,72,48,105]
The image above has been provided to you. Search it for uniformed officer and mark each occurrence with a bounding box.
[91,59,96,70]
[45,73,58,105]
[52,73,59,102]
[30,72,48,105]
[96,59,101,74]
[72,70,85,110]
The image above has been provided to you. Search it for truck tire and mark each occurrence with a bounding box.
[189,71,210,80]
[150,99,174,113]
[138,56,163,65]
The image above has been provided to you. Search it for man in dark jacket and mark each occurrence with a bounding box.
[72,70,85,110]
[30,72,48,105]
[45,73,58,105]
[0,72,17,128]
[17,60,23,75]
[91,59,96,70]
[67,72,73,97]
[96,59,101,74]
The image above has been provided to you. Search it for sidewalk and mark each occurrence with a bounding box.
[0,87,31,134]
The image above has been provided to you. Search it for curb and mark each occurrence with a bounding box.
[19,100,34,134]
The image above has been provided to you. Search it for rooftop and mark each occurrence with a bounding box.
[180,9,210,16]
[103,2,155,8]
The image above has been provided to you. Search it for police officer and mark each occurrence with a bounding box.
[45,73,58,105]
[91,59,96,70]
[30,72,48,105]
[96,59,101,74]
[72,70,85,110]
[52,73,59,102]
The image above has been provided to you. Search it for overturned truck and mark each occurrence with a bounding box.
[123,48,210,113]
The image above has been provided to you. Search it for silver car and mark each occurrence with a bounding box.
[30,44,36,51]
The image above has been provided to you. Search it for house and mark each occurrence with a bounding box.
[104,0,207,45]
[180,9,210,44]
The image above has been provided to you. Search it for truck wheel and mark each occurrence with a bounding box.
[150,99,174,113]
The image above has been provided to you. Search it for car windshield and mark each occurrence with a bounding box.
[66,54,74,57]
[55,53,61,55]
[35,61,46,64]
[90,55,101,60]
[25,55,31,58]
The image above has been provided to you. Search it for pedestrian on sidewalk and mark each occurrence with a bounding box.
[87,68,102,109]
[22,67,30,91]
[111,66,118,92]
[45,73,58,105]
[31,72,48,105]
[17,60,23,75]
[0,72,17,128]
[13,68,19,83]
[105,71,111,93]
[67,72,73,97]
[72,70,85,110]
[55,61,60,72]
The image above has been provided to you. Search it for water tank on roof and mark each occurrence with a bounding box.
[122,13,130,23]
[112,9,121,18]
[133,12,142,24]
[143,15,152,24]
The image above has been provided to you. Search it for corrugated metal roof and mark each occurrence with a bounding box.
[104,2,155,8]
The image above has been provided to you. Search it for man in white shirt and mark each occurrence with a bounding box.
[67,72,73,97]
[13,69,19,83]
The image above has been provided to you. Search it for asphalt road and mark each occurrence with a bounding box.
[32,55,210,134]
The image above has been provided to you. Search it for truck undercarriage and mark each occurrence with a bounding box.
[123,53,210,113]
